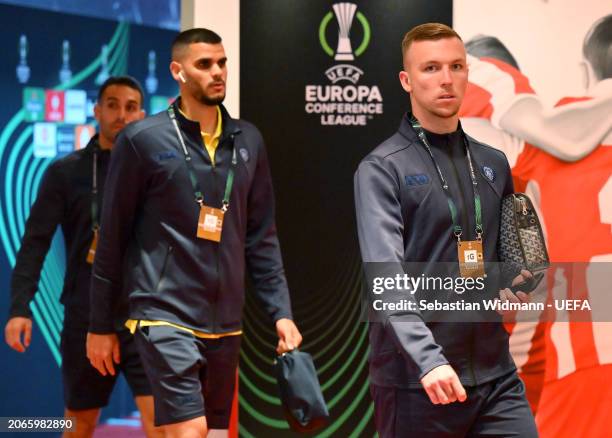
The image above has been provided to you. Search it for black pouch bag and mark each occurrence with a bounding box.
[498,193,550,291]
[274,349,329,433]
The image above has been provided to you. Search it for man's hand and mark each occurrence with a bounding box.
[420,364,467,405]
[275,318,303,355]
[497,269,532,316]
[86,332,120,376]
[4,317,32,353]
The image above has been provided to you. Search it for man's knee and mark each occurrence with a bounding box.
[63,408,100,438]
[164,416,207,438]
[134,395,165,438]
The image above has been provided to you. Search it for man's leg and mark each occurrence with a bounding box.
[60,329,116,437]
[370,383,477,438]
[117,329,164,437]
[62,408,100,438]
[133,325,208,434]
[161,336,241,438]
[164,416,207,438]
[134,396,165,438]
[369,384,396,438]
[466,371,538,437]
[200,336,241,431]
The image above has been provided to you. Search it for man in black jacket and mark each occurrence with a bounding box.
[4,77,162,437]
[87,28,302,437]
[354,23,537,437]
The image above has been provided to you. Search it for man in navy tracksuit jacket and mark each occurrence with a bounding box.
[354,23,538,437]
[5,77,162,437]
[87,28,302,436]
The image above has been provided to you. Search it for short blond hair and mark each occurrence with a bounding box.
[402,23,462,64]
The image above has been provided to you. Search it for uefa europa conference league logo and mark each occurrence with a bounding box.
[305,2,383,127]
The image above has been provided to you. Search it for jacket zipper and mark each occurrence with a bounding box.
[212,159,220,333]
[210,133,235,332]
[197,129,220,332]
[449,147,477,384]
[210,136,226,333]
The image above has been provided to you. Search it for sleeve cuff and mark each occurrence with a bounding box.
[87,324,116,334]
[272,310,293,324]
[8,308,33,319]
[417,356,450,381]
[9,298,33,319]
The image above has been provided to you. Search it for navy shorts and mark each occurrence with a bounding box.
[60,328,152,411]
[134,325,241,427]
[371,371,538,438]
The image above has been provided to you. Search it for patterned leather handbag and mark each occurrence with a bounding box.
[498,193,550,290]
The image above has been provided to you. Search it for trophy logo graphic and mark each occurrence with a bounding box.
[16,34,31,84]
[307,3,383,127]
[332,3,357,61]
[146,50,159,94]
[319,2,370,61]
[95,44,110,85]
[59,40,72,84]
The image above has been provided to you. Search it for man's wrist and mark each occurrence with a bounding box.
[8,311,33,320]
[418,358,450,381]
[9,302,33,319]
[87,324,115,335]
[274,314,293,325]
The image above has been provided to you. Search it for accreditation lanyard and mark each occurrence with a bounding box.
[167,106,236,212]
[91,146,100,230]
[408,113,483,243]
[168,106,237,242]
[87,144,100,264]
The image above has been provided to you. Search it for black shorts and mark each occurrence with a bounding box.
[134,325,241,428]
[60,328,152,411]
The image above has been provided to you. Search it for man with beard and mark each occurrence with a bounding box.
[4,77,162,437]
[354,23,537,437]
[86,28,302,438]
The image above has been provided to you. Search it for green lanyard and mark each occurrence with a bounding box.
[91,143,100,232]
[168,106,236,212]
[408,113,483,241]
